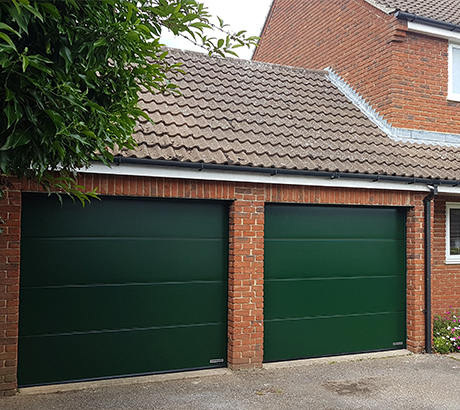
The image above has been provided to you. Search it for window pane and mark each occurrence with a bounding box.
[450,208,460,255]
[453,47,460,95]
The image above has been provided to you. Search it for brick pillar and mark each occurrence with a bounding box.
[406,195,426,353]
[227,184,264,369]
[0,179,21,395]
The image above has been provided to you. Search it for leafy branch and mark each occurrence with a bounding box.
[0,0,259,204]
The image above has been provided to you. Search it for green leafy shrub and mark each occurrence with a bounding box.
[433,307,460,353]
[0,0,258,202]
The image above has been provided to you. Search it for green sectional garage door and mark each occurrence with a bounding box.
[264,204,406,362]
[19,194,229,386]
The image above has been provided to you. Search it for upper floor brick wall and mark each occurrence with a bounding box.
[389,32,460,134]
[254,0,460,134]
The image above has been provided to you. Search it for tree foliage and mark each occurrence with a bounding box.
[0,0,258,202]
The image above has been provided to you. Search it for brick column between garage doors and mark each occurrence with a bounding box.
[406,195,426,353]
[227,186,265,369]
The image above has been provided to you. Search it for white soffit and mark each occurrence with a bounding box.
[407,21,460,42]
[80,161,438,193]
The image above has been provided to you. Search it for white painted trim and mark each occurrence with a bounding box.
[445,202,460,264]
[81,162,434,193]
[448,43,460,101]
[437,186,460,195]
[407,21,460,42]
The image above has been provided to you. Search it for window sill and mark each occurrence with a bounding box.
[445,259,460,264]
[447,94,460,102]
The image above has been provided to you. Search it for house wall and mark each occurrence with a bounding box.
[254,0,460,134]
[389,32,459,134]
[0,173,428,395]
[432,197,460,317]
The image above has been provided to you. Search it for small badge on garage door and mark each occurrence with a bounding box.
[393,341,403,346]
[210,358,224,364]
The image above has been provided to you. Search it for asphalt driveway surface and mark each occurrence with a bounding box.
[3,352,460,410]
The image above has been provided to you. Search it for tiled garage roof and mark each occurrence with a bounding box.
[120,49,460,181]
[367,0,460,25]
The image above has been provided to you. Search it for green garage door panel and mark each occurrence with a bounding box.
[264,204,406,362]
[19,194,229,386]
[20,238,225,286]
[19,324,226,386]
[19,282,226,335]
[264,312,405,360]
[264,240,405,278]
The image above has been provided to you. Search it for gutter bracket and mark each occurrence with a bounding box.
[331,172,340,180]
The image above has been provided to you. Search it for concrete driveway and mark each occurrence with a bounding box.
[3,350,460,410]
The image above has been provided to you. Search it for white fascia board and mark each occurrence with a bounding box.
[81,161,434,193]
[407,21,460,42]
[437,186,460,195]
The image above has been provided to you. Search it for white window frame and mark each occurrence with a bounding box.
[448,43,460,102]
[446,202,460,263]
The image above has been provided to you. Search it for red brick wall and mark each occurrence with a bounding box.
[406,195,427,352]
[254,0,460,134]
[228,187,265,369]
[388,32,460,133]
[0,179,21,396]
[0,173,430,394]
[432,197,460,317]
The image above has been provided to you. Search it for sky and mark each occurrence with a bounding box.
[160,0,274,60]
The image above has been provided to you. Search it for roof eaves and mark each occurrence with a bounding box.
[113,156,460,189]
[394,11,460,33]
[365,0,460,31]
[363,0,460,31]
